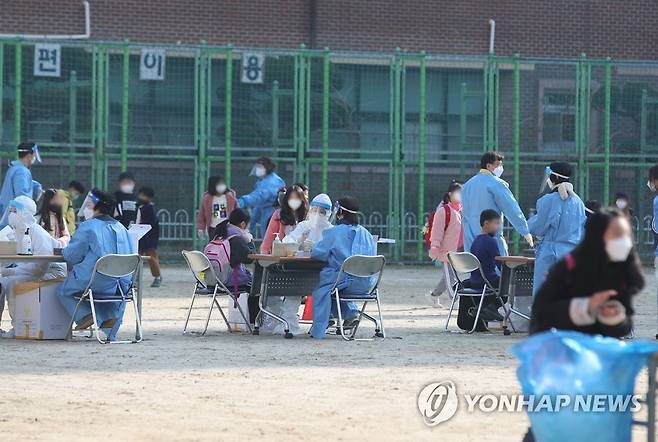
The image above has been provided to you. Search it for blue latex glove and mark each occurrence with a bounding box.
[434,260,443,269]
[237,197,246,208]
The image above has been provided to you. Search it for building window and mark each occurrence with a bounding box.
[542,89,576,153]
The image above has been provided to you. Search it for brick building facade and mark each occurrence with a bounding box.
[2,0,657,59]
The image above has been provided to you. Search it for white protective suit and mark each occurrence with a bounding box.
[283,193,333,251]
[0,196,65,336]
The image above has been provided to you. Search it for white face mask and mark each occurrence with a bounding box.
[120,184,135,194]
[493,165,504,177]
[216,184,227,194]
[308,213,320,226]
[254,166,266,178]
[649,180,656,192]
[615,200,628,210]
[605,236,633,262]
[288,198,302,210]
[451,191,462,203]
[8,212,21,229]
[83,207,95,220]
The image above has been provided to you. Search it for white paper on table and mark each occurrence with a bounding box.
[128,224,152,253]
[0,225,15,241]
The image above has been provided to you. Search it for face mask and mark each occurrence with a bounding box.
[605,236,633,262]
[493,165,504,177]
[288,198,302,210]
[8,212,21,229]
[254,166,266,178]
[308,213,320,226]
[120,184,135,194]
[49,204,63,216]
[451,191,462,203]
[71,192,80,201]
[216,184,227,194]
[648,181,656,192]
[83,207,95,220]
[615,200,628,210]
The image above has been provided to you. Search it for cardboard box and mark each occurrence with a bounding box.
[0,240,17,255]
[13,279,69,340]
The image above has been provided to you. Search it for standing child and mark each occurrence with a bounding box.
[427,181,463,307]
[114,171,138,228]
[197,175,238,240]
[137,187,162,287]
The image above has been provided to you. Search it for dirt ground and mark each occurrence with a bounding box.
[0,264,656,441]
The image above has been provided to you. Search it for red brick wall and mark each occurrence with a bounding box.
[1,0,656,59]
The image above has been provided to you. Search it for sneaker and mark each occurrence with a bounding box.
[425,291,445,308]
[0,328,14,339]
[151,277,162,288]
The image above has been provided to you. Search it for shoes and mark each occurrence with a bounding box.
[74,314,94,330]
[425,291,445,308]
[0,328,14,338]
[342,317,360,330]
[151,277,162,288]
[100,318,118,329]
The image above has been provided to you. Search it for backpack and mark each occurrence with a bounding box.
[422,204,451,249]
[203,235,238,292]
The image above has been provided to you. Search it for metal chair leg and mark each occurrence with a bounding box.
[182,287,199,334]
[87,290,107,344]
[375,294,386,338]
[202,292,217,335]
[213,297,232,332]
[468,290,487,334]
[445,292,459,331]
[132,295,143,343]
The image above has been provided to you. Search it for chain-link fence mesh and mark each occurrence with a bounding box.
[2,39,658,261]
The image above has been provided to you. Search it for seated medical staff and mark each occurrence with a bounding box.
[283,193,333,250]
[528,162,585,296]
[310,196,376,339]
[57,189,133,340]
[0,196,65,337]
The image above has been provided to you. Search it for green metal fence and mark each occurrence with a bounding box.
[2,38,658,261]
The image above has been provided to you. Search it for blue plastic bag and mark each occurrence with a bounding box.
[512,330,658,442]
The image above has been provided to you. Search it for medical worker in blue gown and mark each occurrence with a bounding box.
[462,151,533,255]
[310,196,376,339]
[237,157,286,236]
[57,189,133,340]
[0,143,42,219]
[528,162,586,295]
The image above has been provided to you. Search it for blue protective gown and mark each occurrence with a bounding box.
[309,223,376,339]
[462,170,529,256]
[0,160,41,216]
[528,191,585,295]
[57,215,134,340]
[239,172,285,236]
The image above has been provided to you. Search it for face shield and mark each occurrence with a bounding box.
[539,166,570,193]
[308,193,332,224]
[249,163,267,178]
[17,144,42,164]
[77,191,100,220]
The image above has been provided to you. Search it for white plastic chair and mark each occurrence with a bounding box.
[445,251,509,334]
[66,254,143,344]
[181,250,252,335]
[330,254,386,341]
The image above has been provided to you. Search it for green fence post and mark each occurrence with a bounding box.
[296,44,306,184]
[223,45,233,186]
[120,40,130,172]
[576,53,587,196]
[416,51,426,261]
[513,53,521,254]
[68,70,78,181]
[321,47,330,193]
[641,89,648,153]
[198,45,208,244]
[94,49,106,188]
[603,58,612,206]
[14,40,22,151]
[271,80,279,157]
[392,49,402,261]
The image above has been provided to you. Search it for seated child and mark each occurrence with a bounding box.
[457,209,505,329]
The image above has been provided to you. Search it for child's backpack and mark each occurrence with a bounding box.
[422,204,451,249]
[203,235,237,287]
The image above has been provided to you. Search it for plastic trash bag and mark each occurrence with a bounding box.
[512,330,658,442]
[260,296,301,335]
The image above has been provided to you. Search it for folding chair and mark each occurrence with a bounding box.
[66,254,143,344]
[445,251,509,334]
[181,250,252,335]
[331,255,386,341]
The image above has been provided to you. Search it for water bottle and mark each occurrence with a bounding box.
[20,229,33,255]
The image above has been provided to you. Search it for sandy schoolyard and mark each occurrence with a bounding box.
[0,265,656,441]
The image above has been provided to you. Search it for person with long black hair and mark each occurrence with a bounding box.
[260,184,309,254]
[530,207,644,338]
[36,188,71,247]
